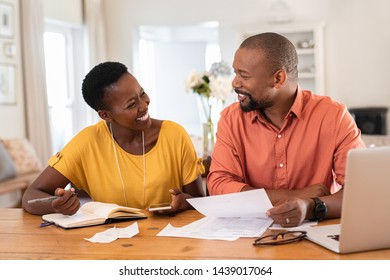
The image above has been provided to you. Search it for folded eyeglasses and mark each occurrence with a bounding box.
[253,230,307,246]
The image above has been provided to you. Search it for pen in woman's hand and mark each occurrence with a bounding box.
[27,196,58,204]
[27,191,77,204]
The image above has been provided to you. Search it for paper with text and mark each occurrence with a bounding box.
[157,217,273,240]
[158,189,274,240]
[186,188,273,218]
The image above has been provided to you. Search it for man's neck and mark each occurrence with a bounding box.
[261,86,298,130]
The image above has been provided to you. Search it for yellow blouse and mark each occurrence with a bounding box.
[48,120,202,209]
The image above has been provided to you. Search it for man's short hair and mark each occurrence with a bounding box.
[240,32,298,81]
[82,61,128,111]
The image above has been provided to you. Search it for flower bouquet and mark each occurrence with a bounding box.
[185,61,233,154]
[185,60,233,122]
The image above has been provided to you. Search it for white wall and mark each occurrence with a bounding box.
[103,0,390,132]
[0,0,25,138]
[43,0,82,25]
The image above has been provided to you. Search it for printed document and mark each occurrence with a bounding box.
[157,189,274,240]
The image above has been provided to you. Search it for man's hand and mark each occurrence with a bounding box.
[266,198,311,227]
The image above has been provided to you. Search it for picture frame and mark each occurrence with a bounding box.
[0,2,14,38]
[0,63,16,104]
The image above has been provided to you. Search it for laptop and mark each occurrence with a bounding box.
[304,146,390,254]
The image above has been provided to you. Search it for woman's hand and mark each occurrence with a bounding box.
[149,188,192,215]
[169,188,192,212]
[52,187,80,215]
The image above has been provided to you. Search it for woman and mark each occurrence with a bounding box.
[22,61,205,216]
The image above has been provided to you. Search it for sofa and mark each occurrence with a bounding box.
[0,138,42,207]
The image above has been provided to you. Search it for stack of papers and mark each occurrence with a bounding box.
[157,189,274,241]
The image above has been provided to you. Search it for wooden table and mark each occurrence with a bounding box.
[1,208,390,260]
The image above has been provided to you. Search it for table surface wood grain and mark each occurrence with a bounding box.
[1,208,389,260]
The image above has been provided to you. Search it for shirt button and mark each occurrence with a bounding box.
[277,134,282,139]
[279,163,284,168]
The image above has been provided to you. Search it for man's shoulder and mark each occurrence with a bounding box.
[303,90,346,110]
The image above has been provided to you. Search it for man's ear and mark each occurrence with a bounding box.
[98,110,111,121]
[273,69,287,89]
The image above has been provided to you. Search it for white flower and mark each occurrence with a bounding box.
[185,70,207,92]
[185,61,233,102]
[209,76,233,101]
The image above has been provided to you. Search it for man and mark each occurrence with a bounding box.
[207,33,365,227]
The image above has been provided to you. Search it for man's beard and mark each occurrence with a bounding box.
[239,94,272,112]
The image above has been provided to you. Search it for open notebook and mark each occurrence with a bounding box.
[305,146,390,254]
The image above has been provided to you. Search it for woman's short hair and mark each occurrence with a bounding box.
[82,61,128,111]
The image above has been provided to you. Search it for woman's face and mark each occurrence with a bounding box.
[102,73,152,131]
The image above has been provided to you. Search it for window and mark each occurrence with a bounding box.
[135,24,221,137]
[43,23,85,154]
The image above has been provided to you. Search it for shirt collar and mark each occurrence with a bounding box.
[288,85,304,120]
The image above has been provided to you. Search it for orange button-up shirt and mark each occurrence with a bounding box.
[207,89,365,195]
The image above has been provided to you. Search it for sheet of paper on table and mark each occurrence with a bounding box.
[85,222,139,243]
[157,189,274,240]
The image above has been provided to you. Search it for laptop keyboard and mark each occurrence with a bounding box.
[327,234,340,241]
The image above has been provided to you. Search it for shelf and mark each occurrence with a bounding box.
[296,48,315,55]
[298,72,316,79]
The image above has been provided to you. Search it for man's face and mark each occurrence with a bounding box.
[232,48,277,112]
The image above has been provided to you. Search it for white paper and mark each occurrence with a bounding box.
[157,219,238,241]
[158,217,273,240]
[186,189,273,218]
[269,220,318,230]
[158,189,274,240]
[85,222,139,243]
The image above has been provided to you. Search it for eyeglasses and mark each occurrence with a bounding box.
[253,231,307,246]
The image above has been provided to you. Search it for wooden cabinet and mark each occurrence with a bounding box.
[242,22,325,94]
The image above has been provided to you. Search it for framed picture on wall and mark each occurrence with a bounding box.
[0,63,16,104]
[0,2,14,38]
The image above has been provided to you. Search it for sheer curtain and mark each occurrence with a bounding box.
[83,0,108,124]
[83,0,107,66]
[20,0,52,164]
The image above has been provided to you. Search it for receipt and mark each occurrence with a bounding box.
[84,222,139,243]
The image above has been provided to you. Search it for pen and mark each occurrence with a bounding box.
[27,196,58,204]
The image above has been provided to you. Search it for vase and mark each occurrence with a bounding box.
[203,121,215,155]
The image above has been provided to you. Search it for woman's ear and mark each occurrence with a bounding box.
[273,69,287,89]
[98,110,111,121]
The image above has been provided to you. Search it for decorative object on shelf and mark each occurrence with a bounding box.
[185,61,233,154]
[297,40,315,49]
